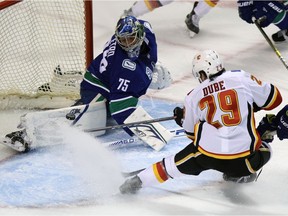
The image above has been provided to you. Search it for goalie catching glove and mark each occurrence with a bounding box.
[149,62,172,90]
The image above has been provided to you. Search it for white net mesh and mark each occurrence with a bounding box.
[0,0,91,109]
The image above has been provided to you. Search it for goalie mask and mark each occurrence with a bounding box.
[115,16,145,60]
[192,50,223,83]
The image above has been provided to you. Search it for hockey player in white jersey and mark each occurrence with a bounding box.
[122,0,219,37]
[119,50,287,194]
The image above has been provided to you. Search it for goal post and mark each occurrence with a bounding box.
[0,0,93,109]
[0,0,22,10]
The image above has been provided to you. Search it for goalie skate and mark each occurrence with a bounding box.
[1,130,31,152]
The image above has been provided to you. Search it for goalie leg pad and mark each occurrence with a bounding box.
[124,106,173,151]
[18,101,107,148]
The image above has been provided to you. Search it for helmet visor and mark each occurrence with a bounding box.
[117,32,142,51]
[115,16,145,53]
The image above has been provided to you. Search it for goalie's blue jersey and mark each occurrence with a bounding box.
[80,20,157,131]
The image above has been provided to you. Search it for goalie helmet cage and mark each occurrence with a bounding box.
[0,0,93,109]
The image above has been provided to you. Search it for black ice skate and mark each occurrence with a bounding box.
[119,175,142,194]
[185,1,200,37]
[3,130,31,152]
[223,173,257,183]
[272,30,288,43]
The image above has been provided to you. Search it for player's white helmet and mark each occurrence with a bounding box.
[192,50,223,83]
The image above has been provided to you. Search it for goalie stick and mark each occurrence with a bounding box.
[68,104,174,151]
[103,127,186,149]
[254,17,288,70]
[84,116,175,133]
[0,127,185,153]
[1,103,175,152]
[122,168,145,178]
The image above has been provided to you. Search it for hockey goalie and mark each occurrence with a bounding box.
[1,15,174,153]
[1,61,173,152]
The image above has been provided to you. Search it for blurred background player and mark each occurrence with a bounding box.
[122,0,219,37]
[238,0,288,42]
[119,50,288,194]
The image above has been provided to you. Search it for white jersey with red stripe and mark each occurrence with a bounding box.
[182,70,282,159]
[128,0,218,18]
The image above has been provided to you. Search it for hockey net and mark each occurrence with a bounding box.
[0,0,93,109]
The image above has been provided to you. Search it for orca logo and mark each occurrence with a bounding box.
[122,59,136,71]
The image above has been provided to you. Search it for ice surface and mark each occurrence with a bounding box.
[0,1,288,215]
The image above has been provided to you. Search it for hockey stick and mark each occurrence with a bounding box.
[103,128,185,177]
[102,128,185,148]
[122,168,145,178]
[84,116,175,133]
[254,17,288,70]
